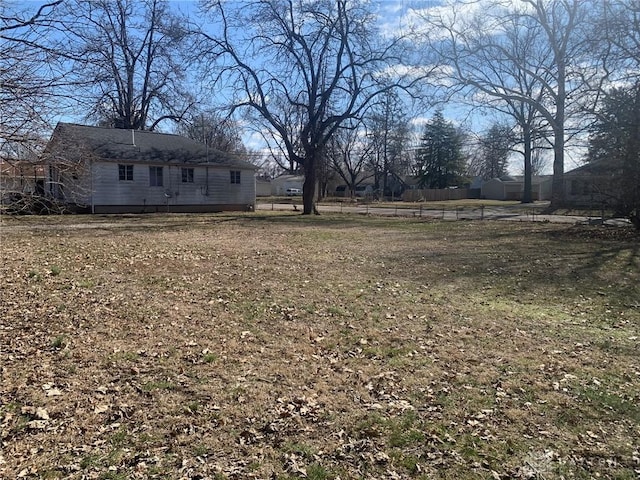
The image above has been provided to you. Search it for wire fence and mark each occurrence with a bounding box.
[259,200,629,226]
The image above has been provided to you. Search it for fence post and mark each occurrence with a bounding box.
[419,205,422,217]
[481,205,484,220]
[272,202,274,211]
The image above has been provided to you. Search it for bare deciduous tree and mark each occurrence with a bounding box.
[422,0,591,207]
[199,0,423,214]
[327,121,373,198]
[177,110,246,154]
[586,0,640,227]
[1,1,64,143]
[62,0,193,131]
[0,1,69,212]
[366,90,412,198]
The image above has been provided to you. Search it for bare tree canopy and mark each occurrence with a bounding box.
[176,110,246,154]
[327,120,373,198]
[198,0,424,214]
[419,0,593,207]
[366,89,412,198]
[1,1,64,144]
[586,1,640,228]
[61,0,193,131]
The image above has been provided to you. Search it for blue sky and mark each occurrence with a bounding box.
[14,0,562,173]
[161,0,562,174]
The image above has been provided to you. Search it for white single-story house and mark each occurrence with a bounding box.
[270,174,304,196]
[256,178,272,196]
[42,123,257,213]
[481,175,552,201]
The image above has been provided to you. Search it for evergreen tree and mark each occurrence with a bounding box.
[415,111,466,189]
[587,85,640,227]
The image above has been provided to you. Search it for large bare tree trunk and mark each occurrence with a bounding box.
[522,126,533,204]
[550,126,565,208]
[302,158,317,215]
[549,30,568,210]
[199,0,421,218]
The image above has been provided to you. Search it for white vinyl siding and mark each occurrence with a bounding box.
[89,163,255,207]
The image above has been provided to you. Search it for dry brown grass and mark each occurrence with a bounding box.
[1,213,639,479]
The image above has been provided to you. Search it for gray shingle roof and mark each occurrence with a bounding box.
[48,123,256,170]
[565,159,616,176]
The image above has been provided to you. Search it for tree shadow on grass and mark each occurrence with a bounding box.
[374,223,640,309]
[244,212,423,229]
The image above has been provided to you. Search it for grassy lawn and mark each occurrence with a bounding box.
[1,213,639,479]
[257,196,526,210]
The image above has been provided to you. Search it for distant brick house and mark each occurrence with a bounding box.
[43,123,257,213]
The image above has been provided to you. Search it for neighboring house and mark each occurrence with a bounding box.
[469,176,483,199]
[330,169,376,198]
[271,174,304,196]
[564,160,615,207]
[42,123,257,213]
[481,175,552,201]
[334,182,375,198]
[256,177,272,197]
[0,160,45,196]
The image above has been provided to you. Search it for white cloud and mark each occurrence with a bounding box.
[394,0,526,44]
[410,116,431,127]
[375,63,434,80]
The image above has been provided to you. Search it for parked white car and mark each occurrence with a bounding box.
[286,188,302,196]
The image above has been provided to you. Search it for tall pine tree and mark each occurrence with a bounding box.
[415,111,466,189]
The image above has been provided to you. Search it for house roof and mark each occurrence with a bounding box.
[45,123,256,170]
[565,159,617,176]
[273,174,305,182]
[489,175,552,184]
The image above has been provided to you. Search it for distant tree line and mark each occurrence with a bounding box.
[1,0,638,223]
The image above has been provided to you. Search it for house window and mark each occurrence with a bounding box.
[119,164,133,181]
[182,167,194,183]
[149,166,163,186]
[230,170,241,184]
